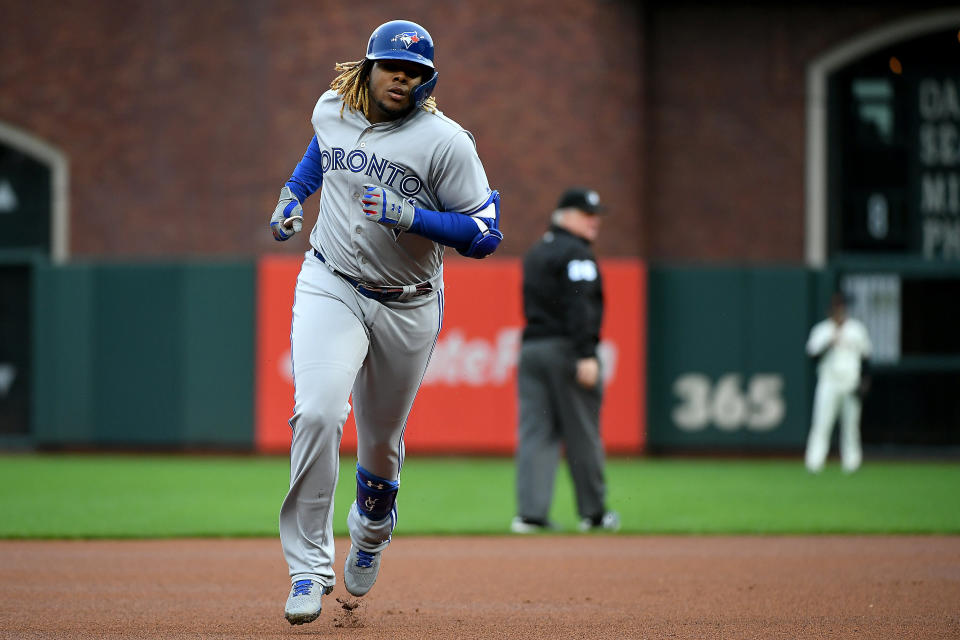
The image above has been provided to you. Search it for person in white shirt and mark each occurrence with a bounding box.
[804,292,873,473]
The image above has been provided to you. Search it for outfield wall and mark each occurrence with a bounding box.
[256,257,645,455]
[8,257,646,452]
[646,266,833,452]
[0,256,849,453]
[30,260,256,448]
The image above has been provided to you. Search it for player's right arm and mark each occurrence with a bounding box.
[270,135,324,241]
[806,321,834,357]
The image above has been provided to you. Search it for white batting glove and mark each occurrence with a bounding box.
[360,184,415,231]
[270,186,304,241]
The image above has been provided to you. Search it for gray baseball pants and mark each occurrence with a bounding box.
[515,337,606,522]
[279,252,443,588]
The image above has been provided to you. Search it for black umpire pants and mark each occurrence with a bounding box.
[515,337,607,522]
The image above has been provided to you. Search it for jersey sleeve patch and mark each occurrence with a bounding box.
[567,259,598,282]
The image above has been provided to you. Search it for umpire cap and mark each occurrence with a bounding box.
[557,187,606,214]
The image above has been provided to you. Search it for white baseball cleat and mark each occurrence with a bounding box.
[344,544,381,596]
[284,578,332,625]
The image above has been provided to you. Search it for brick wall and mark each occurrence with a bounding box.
[0,0,951,261]
[642,1,955,262]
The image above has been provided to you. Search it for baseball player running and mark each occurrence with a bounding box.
[804,292,872,474]
[269,19,502,625]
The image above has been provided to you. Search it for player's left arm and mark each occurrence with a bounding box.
[855,320,873,398]
[857,357,872,398]
[360,186,502,258]
[364,128,503,258]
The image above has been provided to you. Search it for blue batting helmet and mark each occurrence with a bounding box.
[365,19,438,108]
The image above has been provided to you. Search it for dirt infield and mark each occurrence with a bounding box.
[1,536,958,639]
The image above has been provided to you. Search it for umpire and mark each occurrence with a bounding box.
[511,187,620,534]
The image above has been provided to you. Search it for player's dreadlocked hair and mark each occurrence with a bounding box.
[330,60,438,118]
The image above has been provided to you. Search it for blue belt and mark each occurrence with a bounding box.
[313,249,432,302]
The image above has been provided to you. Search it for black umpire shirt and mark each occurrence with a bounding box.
[521,225,604,358]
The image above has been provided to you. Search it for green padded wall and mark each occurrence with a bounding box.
[32,261,255,448]
[647,266,830,451]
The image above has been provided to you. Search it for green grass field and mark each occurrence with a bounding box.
[0,454,958,538]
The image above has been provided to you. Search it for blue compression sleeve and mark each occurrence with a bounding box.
[285,135,323,203]
[408,208,480,250]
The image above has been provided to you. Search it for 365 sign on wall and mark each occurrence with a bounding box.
[671,372,786,433]
[256,256,645,454]
[646,267,815,450]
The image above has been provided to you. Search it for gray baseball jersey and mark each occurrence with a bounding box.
[280,91,494,591]
[308,89,491,286]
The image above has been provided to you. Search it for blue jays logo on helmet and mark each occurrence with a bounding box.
[391,31,422,49]
[366,19,439,108]
[366,19,435,69]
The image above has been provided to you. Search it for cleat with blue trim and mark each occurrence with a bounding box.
[284,578,332,625]
[344,544,381,596]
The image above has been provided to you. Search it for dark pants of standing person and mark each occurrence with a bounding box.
[515,337,606,522]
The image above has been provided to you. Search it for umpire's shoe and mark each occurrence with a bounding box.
[344,544,381,596]
[284,579,332,625]
[577,510,622,533]
[510,516,558,534]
